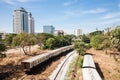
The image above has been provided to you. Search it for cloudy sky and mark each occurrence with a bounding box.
[0,0,120,34]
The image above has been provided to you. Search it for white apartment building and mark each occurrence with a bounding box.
[13,7,34,34]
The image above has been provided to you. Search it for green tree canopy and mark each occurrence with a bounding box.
[12,33,36,55]
[90,35,105,50]
[36,33,54,46]
[110,26,120,51]
[74,41,87,55]
[46,38,56,49]
[0,43,7,53]
[89,30,104,37]
[79,34,90,43]
[4,33,17,47]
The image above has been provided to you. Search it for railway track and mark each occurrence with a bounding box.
[49,51,77,80]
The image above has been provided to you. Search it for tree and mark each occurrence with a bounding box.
[90,35,105,50]
[110,26,120,51]
[73,41,87,55]
[0,43,7,58]
[36,33,54,47]
[89,30,104,37]
[4,33,17,47]
[0,43,7,53]
[12,33,36,55]
[100,36,111,54]
[46,38,56,49]
[79,34,90,43]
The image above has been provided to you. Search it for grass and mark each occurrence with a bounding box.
[66,55,83,80]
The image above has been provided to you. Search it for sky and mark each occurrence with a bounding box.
[0,0,120,34]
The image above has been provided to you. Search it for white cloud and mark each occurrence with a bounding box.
[2,0,15,5]
[100,18,120,24]
[2,0,38,5]
[102,12,120,19]
[82,8,107,14]
[63,0,79,6]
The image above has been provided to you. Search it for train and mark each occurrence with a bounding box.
[82,54,102,80]
[21,45,73,71]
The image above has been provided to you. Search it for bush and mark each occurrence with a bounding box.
[90,35,105,50]
[40,45,48,50]
[0,53,6,58]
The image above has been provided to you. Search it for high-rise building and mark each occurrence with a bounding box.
[28,12,34,34]
[13,7,28,33]
[43,25,55,34]
[74,29,82,36]
[13,7,34,34]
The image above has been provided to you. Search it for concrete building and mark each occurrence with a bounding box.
[43,25,55,34]
[13,7,34,34]
[28,12,34,34]
[74,29,82,36]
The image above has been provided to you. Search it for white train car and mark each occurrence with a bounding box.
[21,45,73,71]
[82,54,102,80]
[82,54,96,68]
[82,68,102,80]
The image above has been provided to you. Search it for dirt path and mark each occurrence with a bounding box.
[87,48,120,80]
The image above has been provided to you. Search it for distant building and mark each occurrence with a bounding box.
[54,30,64,36]
[74,29,82,36]
[28,12,34,34]
[43,25,55,34]
[13,7,34,34]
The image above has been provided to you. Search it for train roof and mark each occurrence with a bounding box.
[22,45,72,63]
[82,55,96,68]
[82,68,102,80]
[22,52,50,63]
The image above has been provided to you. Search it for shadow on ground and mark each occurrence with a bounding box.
[95,63,104,79]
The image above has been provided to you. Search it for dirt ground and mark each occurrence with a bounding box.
[0,45,49,80]
[87,48,120,80]
[0,45,67,80]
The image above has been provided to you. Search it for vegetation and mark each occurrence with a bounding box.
[110,26,120,51]
[0,43,7,58]
[79,34,90,43]
[12,33,37,55]
[46,38,56,49]
[66,55,83,80]
[4,33,17,47]
[90,35,105,50]
[74,41,87,55]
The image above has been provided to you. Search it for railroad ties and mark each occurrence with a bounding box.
[82,54,102,80]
